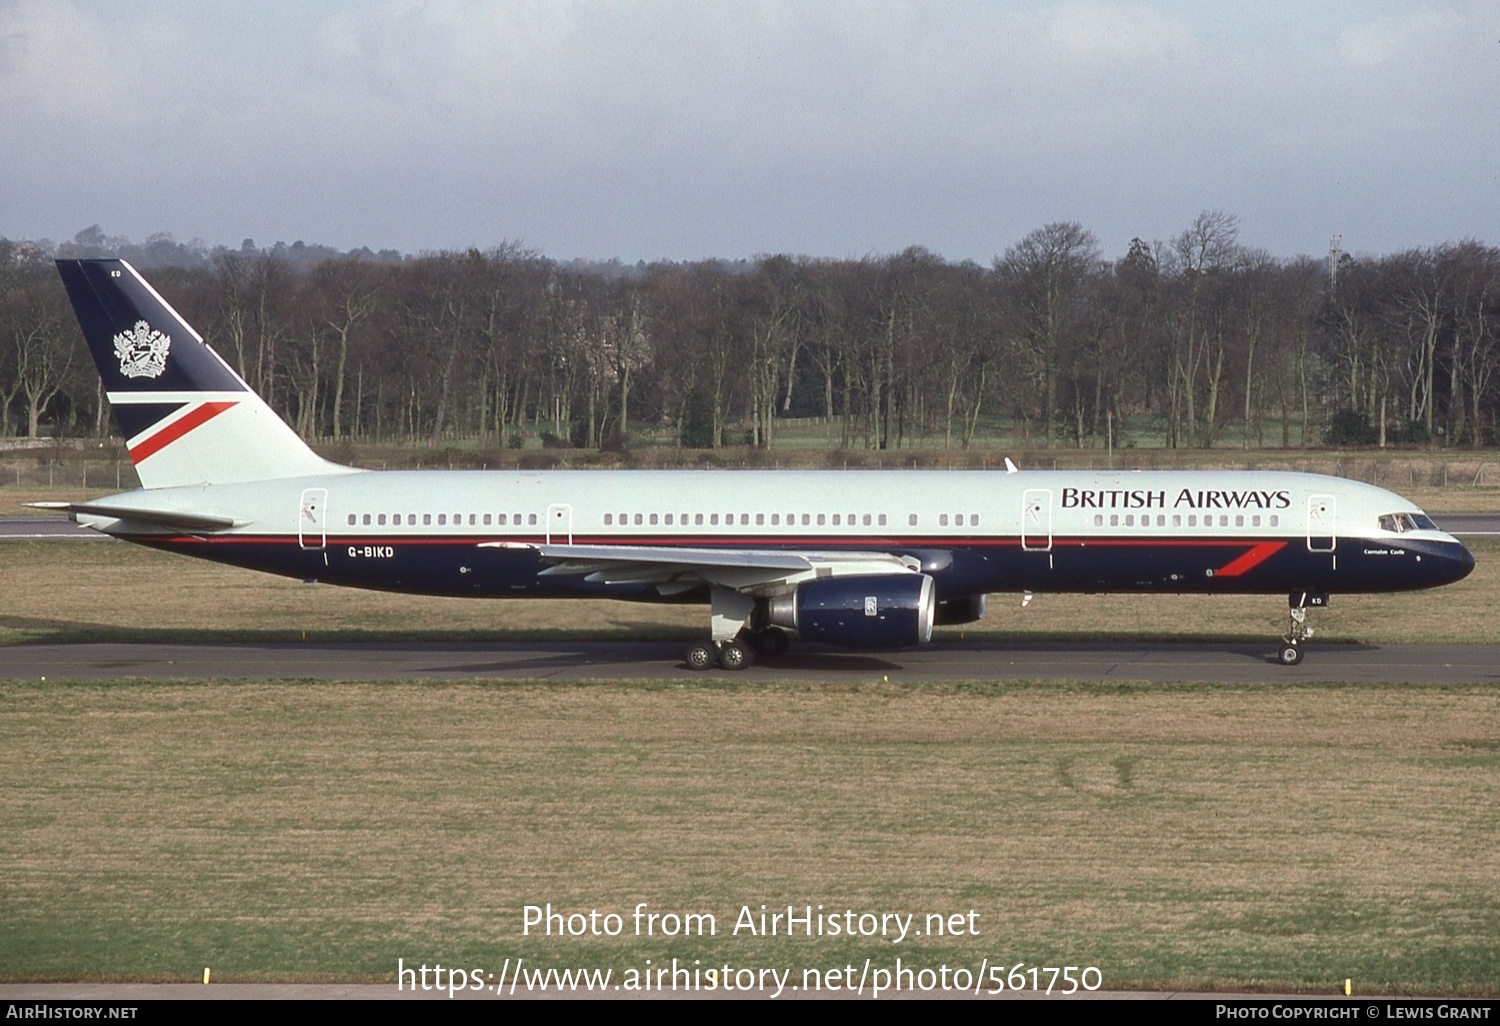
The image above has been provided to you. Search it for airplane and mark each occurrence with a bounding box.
[34,258,1475,669]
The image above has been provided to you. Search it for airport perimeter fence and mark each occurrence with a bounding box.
[1,459,141,493]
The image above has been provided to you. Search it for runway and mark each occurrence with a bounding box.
[4,513,1496,684]
[0,515,110,539]
[7,638,1498,683]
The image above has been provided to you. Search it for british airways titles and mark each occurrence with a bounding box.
[1060,487,1293,511]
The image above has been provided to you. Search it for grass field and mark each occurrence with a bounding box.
[0,679,1495,993]
[1,535,1496,994]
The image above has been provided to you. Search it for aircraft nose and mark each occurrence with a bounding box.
[1437,537,1476,584]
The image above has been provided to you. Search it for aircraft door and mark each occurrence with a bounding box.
[547,503,573,545]
[1306,494,1336,553]
[298,488,327,551]
[1021,489,1053,552]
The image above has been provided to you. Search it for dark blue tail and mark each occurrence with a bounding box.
[56,259,341,488]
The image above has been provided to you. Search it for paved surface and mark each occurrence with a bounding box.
[1424,514,1500,535]
[0,515,109,539]
[4,513,1496,683]
[5,639,1498,683]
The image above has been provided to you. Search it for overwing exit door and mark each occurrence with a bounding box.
[1021,489,1053,552]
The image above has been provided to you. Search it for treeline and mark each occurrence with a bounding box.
[3,215,1499,451]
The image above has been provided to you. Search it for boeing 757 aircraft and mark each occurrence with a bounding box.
[36,259,1474,668]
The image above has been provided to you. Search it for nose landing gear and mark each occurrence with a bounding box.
[1279,591,1328,666]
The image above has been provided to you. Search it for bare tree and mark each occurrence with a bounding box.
[997,223,1100,447]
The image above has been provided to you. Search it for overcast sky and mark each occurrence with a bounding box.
[2,0,1497,263]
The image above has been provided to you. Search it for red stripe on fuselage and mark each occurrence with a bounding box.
[129,401,237,463]
[1211,541,1287,578]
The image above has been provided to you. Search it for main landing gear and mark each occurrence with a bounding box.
[685,627,789,672]
[684,585,792,671]
[1278,591,1328,666]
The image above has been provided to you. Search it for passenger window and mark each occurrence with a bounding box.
[649,513,658,525]
[756,513,765,526]
[710,514,719,526]
[1252,515,1260,527]
[1188,515,1197,527]
[1110,514,1119,527]
[1220,515,1229,527]
[1172,514,1181,527]
[803,514,811,526]
[604,513,613,525]
[1235,515,1244,527]
[497,514,507,526]
[908,514,917,526]
[362,513,371,526]
[1094,514,1103,527]
[469,514,477,526]
[771,514,780,526]
[863,514,872,526]
[1270,515,1279,527]
[939,514,949,527]
[878,514,887,526]
[816,514,826,526]
[423,514,432,526]
[832,514,841,526]
[1125,515,1133,526]
[972,514,980,526]
[695,513,704,526]
[378,514,387,526]
[634,513,643,525]
[347,514,356,526]
[438,514,447,526]
[664,513,673,526]
[528,513,537,526]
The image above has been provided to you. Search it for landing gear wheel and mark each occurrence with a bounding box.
[718,640,755,671]
[1278,643,1303,666]
[686,641,718,671]
[757,627,789,658]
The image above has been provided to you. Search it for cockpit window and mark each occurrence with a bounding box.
[1379,512,1437,533]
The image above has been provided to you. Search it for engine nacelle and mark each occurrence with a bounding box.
[934,593,987,626]
[767,574,935,648]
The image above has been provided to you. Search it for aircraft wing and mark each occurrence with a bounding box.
[478,541,920,594]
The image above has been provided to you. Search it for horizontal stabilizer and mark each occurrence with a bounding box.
[25,501,240,532]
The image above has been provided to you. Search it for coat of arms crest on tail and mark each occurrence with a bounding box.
[113,320,171,379]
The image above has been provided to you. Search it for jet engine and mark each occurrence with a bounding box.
[934,593,987,626]
[766,574,935,648]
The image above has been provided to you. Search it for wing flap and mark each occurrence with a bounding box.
[480,541,920,594]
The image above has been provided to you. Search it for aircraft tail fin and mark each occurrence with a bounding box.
[55,259,345,490]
